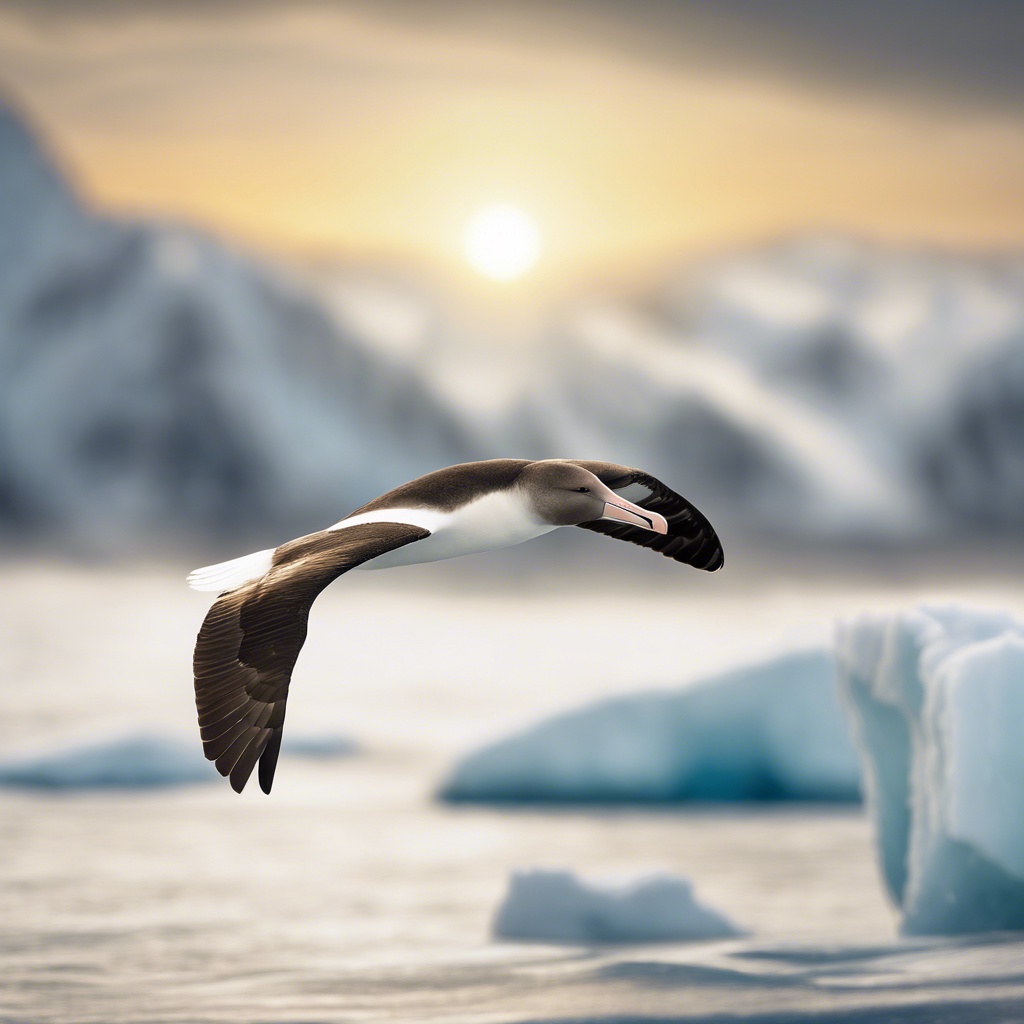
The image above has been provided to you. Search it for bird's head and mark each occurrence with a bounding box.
[518,461,668,532]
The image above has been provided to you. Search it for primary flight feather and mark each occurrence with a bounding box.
[189,459,723,794]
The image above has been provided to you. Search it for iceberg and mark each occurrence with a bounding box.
[441,649,861,803]
[0,733,217,789]
[837,606,1024,934]
[493,868,743,943]
[0,728,357,790]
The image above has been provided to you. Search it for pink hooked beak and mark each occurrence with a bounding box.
[597,486,668,534]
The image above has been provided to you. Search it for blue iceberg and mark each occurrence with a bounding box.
[441,649,861,803]
[837,606,1024,935]
[0,733,217,789]
[0,728,357,790]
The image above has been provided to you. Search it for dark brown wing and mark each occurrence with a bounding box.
[193,522,429,794]
[567,461,724,571]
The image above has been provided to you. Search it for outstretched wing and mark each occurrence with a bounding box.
[193,522,429,794]
[568,461,724,571]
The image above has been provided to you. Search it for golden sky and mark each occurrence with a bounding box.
[2,2,1023,289]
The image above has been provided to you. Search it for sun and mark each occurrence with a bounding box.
[462,205,542,282]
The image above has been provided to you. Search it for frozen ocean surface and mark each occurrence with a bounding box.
[5,559,1024,1022]
[838,606,1024,935]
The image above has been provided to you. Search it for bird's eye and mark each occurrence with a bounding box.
[576,486,589,493]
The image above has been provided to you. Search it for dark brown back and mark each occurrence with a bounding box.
[347,459,532,515]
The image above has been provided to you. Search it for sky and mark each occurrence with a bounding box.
[2,0,1022,291]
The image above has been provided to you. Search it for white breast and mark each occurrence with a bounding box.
[327,489,557,570]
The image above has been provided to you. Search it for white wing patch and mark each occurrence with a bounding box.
[187,548,275,592]
[326,506,448,533]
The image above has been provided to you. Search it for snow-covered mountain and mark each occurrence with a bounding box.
[0,104,476,546]
[3,100,1024,547]
[534,237,1024,539]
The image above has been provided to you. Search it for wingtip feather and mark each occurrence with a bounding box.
[259,731,283,794]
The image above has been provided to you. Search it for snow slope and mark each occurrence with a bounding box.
[493,868,743,943]
[440,649,860,803]
[837,606,1024,934]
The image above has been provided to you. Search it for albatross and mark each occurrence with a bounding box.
[188,459,723,794]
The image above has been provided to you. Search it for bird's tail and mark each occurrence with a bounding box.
[187,548,275,592]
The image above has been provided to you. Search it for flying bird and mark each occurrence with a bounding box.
[188,459,723,794]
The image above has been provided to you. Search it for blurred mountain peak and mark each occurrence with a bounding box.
[0,101,478,549]
[0,98,80,277]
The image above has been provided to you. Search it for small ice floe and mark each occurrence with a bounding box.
[0,729,357,790]
[493,868,744,944]
[0,732,217,789]
[837,606,1024,935]
[441,649,860,803]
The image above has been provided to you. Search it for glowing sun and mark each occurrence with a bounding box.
[463,205,542,281]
